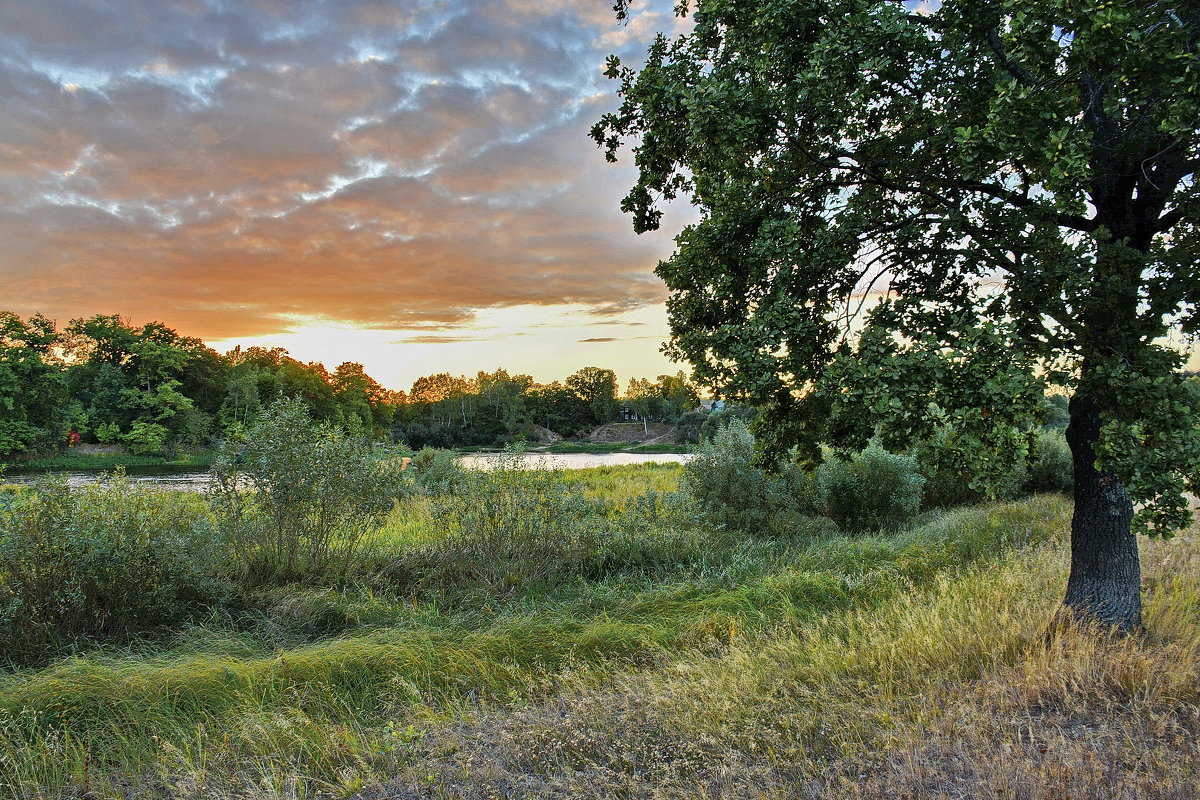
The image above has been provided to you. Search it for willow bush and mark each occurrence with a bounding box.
[210,399,412,583]
[0,473,227,663]
[817,443,926,533]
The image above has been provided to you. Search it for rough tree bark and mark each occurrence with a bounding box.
[1063,383,1141,631]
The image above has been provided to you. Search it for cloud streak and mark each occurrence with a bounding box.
[0,0,689,339]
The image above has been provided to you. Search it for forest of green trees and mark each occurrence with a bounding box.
[0,311,701,457]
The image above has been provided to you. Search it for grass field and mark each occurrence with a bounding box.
[368,522,1200,800]
[0,461,1194,799]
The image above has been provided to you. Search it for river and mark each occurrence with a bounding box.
[458,452,693,470]
[3,452,695,491]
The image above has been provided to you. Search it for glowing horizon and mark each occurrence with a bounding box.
[2,2,1195,389]
[204,303,683,392]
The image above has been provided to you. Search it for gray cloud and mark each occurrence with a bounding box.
[0,0,686,338]
[400,335,485,345]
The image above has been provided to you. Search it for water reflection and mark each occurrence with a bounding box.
[3,469,213,490]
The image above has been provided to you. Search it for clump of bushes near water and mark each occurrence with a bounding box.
[0,472,227,662]
[682,418,925,536]
[209,398,412,583]
[682,416,1074,538]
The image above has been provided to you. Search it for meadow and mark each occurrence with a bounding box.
[0,411,1194,799]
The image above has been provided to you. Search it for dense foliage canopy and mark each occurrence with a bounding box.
[596,0,1199,628]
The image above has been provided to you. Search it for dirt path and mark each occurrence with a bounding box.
[638,430,681,446]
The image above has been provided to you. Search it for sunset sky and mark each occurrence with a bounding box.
[1,0,695,390]
[3,2,1195,390]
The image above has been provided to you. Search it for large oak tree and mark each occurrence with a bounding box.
[595,0,1199,630]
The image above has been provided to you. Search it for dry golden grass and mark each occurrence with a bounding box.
[360,517,1200,800]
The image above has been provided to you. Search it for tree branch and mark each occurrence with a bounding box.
[955,179,1099,232]
[830,153,1098,233]
[1155,207,1187,233]
[986,29,1039,87]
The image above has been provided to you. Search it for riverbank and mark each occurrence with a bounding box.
[1,452,693,490]
[542,441,691,454]
[0,446,1193,797]
[2,448,217,474]
[4,442,691,475]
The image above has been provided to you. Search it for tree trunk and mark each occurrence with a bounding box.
[1062,388,1141,632]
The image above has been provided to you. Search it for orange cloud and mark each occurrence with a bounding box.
[0,0,690,340]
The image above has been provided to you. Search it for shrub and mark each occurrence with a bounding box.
[675,412,706,444]
[682,419,824,536]
[1041,392,1071,430]
[173,406,214,448]
[209,399,413,583]
[914,426,984,509]
[1024,430,1074,494]
[816,442,924,532]
[0,420,40,455]
[0,473,228,662]
[409,447,469,495]
[94,421,121,445]
[398,454,606,594]
[698,404,759,442]
[121,421,169,455]
[683,418,774,532]
[0,482,16,512]
[776,458,821,516]
[913,425,1027,509]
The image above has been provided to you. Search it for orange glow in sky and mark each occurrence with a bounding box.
[206,303,681,391]
[1,2,1195,389]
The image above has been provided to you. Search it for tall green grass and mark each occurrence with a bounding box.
[556,462,683,504]
[0,495,1069,796]
[8,450,216,472]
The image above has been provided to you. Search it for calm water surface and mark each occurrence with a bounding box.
[4,452,694,491]
[458,452,693,470]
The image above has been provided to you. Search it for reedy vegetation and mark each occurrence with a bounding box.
[0,409,1192,798]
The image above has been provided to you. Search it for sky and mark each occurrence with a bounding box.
[0,0,696,390]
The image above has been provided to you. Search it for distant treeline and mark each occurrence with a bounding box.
[398,367,700,449]
[0,311,702,456]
